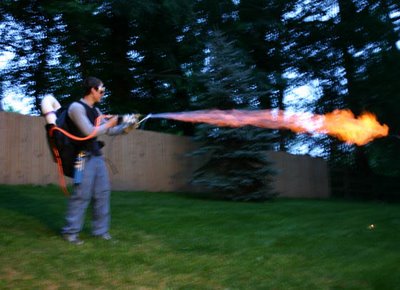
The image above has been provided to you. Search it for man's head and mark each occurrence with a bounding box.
[83,76,106,104]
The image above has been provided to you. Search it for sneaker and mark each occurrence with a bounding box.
[95,233,112,240]
[62,234,84,245]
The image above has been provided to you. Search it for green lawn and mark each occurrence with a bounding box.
[0,185,399,290]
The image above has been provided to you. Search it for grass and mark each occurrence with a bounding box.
[0,185,399,290]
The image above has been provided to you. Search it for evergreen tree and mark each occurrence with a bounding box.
[237,0,297,151]
[191,31,277,201]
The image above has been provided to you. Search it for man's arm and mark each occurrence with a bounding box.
[68,102,117,136]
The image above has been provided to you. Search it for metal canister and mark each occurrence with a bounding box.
[73,151,85,185]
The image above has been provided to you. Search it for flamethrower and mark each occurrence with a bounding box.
[116,113,142,132]
[41,93,391,146]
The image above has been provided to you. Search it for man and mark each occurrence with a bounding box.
[61,76,135,245]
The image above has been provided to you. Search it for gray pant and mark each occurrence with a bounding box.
[61,155,111,236]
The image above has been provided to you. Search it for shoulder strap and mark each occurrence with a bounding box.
[77,100,99,125]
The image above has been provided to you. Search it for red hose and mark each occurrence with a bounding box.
[48,115,106,196]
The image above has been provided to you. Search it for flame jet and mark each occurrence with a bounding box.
[148,109,389,146]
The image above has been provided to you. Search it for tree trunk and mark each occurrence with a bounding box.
[336,0,373,174]
[381,0,400,52]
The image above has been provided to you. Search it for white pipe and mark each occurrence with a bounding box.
[41,94,61,124]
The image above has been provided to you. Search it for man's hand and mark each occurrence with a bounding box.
[106,116,119,129]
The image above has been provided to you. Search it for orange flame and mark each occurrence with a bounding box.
[154,109,389,146]
[319,110,389,145]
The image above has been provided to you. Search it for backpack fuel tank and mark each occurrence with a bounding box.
[41,95,78,178]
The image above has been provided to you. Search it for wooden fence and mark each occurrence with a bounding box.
[0,112,330,198]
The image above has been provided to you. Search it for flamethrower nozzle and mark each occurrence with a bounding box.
[137,113,153,125]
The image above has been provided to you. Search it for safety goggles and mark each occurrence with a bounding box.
[97,86,106,95]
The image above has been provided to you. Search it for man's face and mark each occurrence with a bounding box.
[93,84,105,103]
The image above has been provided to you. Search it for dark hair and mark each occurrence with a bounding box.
[83,76,103,95]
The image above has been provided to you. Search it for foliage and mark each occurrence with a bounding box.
[190,31,277,201]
